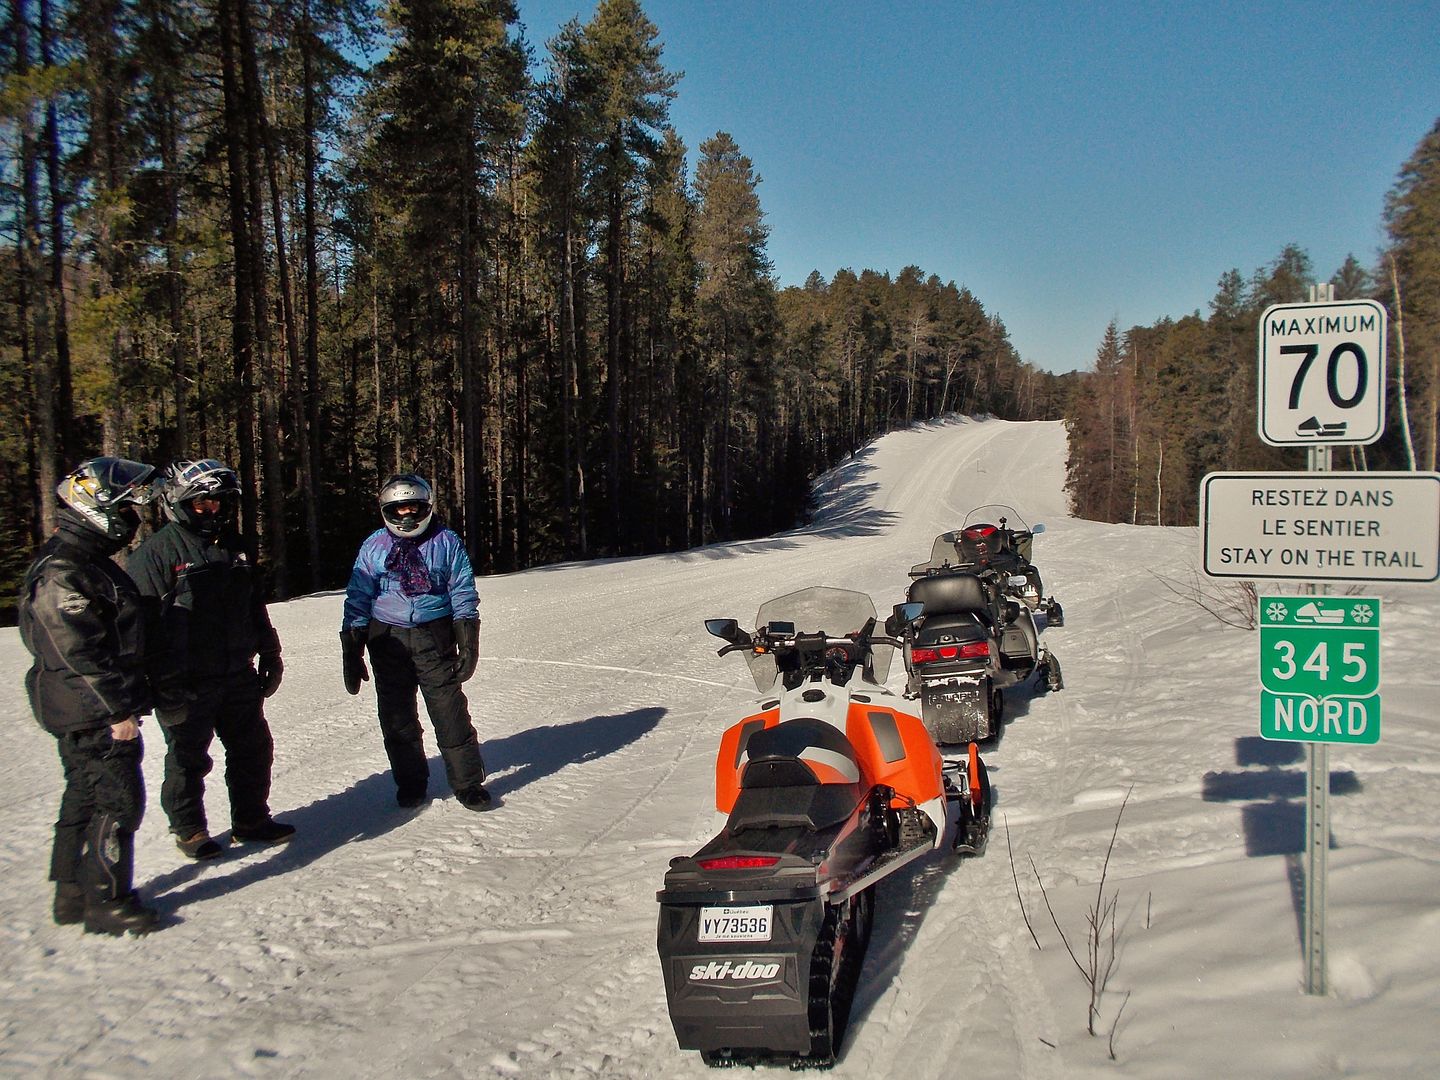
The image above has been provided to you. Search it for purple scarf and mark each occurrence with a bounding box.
[384,536,433,597]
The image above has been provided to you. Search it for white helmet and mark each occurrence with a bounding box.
[379,473,434,537]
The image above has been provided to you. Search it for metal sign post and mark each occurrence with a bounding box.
[1306,435,1329,997]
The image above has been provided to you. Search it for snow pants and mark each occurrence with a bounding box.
[366,619,486,799]
[157,670,274,835]
[51,728,145,902]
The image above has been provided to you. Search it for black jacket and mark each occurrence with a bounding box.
[18,512,152,735]
[129,520,279,707]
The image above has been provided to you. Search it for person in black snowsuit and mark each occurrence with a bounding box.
[129,459,294,859]
[340,473,489,810]
[18,457,161,935]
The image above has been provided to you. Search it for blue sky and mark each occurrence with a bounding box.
[513,1,1440,373]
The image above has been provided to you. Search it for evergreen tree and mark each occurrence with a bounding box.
[1384,117,1440,470]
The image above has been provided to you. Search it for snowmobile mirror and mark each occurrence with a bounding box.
[1031,523,1045,535]
[705,618,743,643]
[889,602,924,634]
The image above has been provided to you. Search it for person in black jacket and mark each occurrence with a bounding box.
[130,459,294,859]
[18,457,161,935]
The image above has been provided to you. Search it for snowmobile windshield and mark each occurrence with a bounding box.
[744,586,892,692]
[915,531,966,573]
[963,504,1031,534]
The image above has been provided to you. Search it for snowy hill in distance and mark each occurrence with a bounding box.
[2,416,1438,1078]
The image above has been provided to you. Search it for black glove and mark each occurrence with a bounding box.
[258,651,284,697]
[341,628,369,695]
[452,618,479,683]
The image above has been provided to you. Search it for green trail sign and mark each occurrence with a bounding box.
[1259,595,1380,744]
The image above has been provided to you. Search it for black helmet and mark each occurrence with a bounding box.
[379,473,434,538]
[56,457,158,543]
[161,458,240,536]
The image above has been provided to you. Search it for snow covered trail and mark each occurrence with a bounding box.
[3,416,1440,1079]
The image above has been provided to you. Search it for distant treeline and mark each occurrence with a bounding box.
[0,0,1066,613]
[1066,118,1440,526]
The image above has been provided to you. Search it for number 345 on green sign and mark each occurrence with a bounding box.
[1258,596,1381,745]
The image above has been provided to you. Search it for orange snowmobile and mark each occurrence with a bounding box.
[657,586,990,1067]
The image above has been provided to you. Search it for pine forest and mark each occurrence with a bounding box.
[2,0,1436,616]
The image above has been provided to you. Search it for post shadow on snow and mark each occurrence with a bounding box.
[140,766,428,916]
[480,705,666,800]
[1201,736,1363,948]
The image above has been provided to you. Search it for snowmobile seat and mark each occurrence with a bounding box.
[908,573,993,621]
[729,719,867,832]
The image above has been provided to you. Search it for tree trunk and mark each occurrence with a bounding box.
[1389,256,1418,471]
[39,0,71,472]
[15,0,58,538]
[236,0,288,595]
[301,0,324,549]
[218,0,259,548]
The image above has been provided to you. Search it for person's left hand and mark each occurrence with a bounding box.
[258,652,284,697]
[452,619,479,683]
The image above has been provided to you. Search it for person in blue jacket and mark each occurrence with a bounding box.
[341,474,489,810]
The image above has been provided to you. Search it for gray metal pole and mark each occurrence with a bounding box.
[1304,740,1329,995]
[1304,425,1330,995]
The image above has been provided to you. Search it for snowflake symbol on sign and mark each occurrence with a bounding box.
[1351,604,1374,624]
[1265,602,1288,623]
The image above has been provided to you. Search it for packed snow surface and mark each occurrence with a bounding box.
[3,417,1438,1078]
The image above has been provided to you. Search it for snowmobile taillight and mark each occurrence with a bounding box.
[697,855,781,871]
[911,642,990,664]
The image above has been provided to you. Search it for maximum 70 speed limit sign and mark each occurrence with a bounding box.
[1258,299,1387,446]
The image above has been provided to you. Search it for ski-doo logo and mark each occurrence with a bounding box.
[688,959,782,982]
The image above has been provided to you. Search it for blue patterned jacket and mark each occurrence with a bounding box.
[342,523,479,630]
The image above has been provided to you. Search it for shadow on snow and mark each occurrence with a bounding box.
[1201,736,1363,947]
[141,706,665,915]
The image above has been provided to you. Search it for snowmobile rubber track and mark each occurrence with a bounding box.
[798,895,861,1068]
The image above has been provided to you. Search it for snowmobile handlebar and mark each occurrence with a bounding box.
[708,618,903,659]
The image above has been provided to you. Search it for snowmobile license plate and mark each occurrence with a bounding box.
[698,905,773,943]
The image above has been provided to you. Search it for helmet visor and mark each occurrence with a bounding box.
[170,458,239,498]
[90,459,160,506]
[382,500,431,527]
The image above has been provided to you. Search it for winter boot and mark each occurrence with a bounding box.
[231,818,296,844]
[84,891,158,937]
[396,786,427,809]
[53,881,86,926]
[176,830,224,860]
[455,785,493,812]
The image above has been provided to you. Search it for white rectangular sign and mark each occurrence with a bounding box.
[1200,472,1440,582]
[1258,299,1387,446]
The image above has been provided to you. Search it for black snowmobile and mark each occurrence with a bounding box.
[657,587,991,1068]
[901,519,1064,745]
[943,505,1064,627]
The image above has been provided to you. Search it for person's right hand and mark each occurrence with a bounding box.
[341,629,369,695]
[110,715,141,741]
